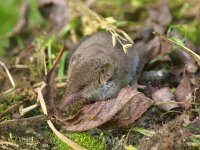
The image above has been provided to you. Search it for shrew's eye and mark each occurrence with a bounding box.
[99,63,114,84]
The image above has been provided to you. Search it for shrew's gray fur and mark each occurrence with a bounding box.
[59,31,140,111]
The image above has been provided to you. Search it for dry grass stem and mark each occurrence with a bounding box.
[0,61,15,95]
[37,82,87,150]
[67,0,133,53]
[0,140,19,148]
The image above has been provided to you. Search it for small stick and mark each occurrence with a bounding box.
[0,61,16,95]
[19,103,39,116]
[0,101,25,120]
[33,76,67,88]
[0,140,19,148]
[0,114,48,133]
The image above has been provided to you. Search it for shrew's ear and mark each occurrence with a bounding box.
[99,63,114,84]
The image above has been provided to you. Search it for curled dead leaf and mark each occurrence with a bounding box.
[60,87,152,131]
[152,87,180,111]
[114,92,153,127]
[175,74,192,108]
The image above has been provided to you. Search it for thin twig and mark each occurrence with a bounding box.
[155,101,186,105]
[0,61,16,95]
[0,101,25,120]
[0,114,48,133]
[40,45,86,150]
[56,82,67,88]
[33,76,67,88]
[0,140,19,148]
[19,103,39,116]
[187,142,200,147]
[38,82,87,150]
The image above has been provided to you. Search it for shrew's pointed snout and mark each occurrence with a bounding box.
[58,90,82,111]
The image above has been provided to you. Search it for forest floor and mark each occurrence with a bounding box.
[0,0,200,150]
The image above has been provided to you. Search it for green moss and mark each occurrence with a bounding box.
[51,132,106,150]
[69,132,106,150]
[167,22,200,45]
[0,105,11,121]
[130,0,155,8]
[0,104,6,113]
[169,0,200,44]
[51,133,70,150]
[0,0,23,35]
[177,22,200,44]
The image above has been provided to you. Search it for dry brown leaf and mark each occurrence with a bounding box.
[61,87,143,131]
[114,92,153,127]
[152,87,180,111]
[175,74,192,108]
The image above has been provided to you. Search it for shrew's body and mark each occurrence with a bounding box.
[58,32,140,111]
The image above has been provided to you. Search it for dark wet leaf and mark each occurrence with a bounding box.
[139,70,171,86]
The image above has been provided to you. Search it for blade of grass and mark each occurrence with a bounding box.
[131,127,155,137]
